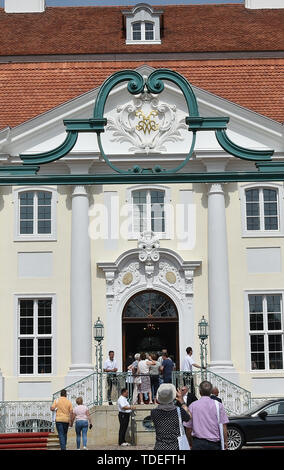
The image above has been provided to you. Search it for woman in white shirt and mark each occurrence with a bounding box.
[138,352,155,404]
[71,397,92,450]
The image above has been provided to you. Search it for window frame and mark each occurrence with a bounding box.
[16,294,56,377]
[240,183,284,238]
[123,4,162,45]
[131,20,155,42]
[126,185,171,240]
[246,291,284,373]
[14,186,57,241]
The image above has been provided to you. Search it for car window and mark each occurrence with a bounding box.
[263,402,284,416]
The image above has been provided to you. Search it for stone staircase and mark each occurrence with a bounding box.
[0,432,60,450]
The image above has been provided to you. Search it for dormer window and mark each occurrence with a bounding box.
[123,3,162,45]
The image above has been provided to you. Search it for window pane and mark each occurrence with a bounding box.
[250,335,265,370]
[132,22,141,40]
[38,206,51,219]
[246,203,259,216]
[37,191,52,205]
[247,217,260,231]
[20,192,34,205]
[267,295,281,313]
[145,22,154,40]
[20,339,34,374]
[38,220,51,234]
[20,221,34,234]
[249,295,263,313]
[263,189,277,202]
[20,206,33,220]
[250,313,263,331]
[38,339,52,373]
[264,217,278,230]
[269,335,283,369]
[246,189,259,202]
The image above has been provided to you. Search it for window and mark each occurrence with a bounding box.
[248,294,283,371]
[245,188,279,231]
[240,184,283,237]
[132,189,165,233]
[131,21,154,41]
[15,187,57,240]
[18,298,53,375]
[123,4,162,45]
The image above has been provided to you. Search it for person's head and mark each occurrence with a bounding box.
[186,347,193,356]
[76,397,83,405]
[121,388,128,397]
[140,352,146,360]
[211,386,219,396]
[109,350,114,360]
[162,352,168,359]
[180,385,189,396]
[199,381,213,397]
[161,348,167,355]
[134,353,140,361]
[151,352,158,361]
[156,384,176,405]
[60,389,67,397]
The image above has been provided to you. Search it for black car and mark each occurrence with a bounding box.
[227,399,284,450]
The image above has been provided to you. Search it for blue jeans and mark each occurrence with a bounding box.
[75,420,89,449]
[56,422,69,450]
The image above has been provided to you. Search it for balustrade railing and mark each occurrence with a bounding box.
[0,400,53,433]
[1,370,278,433]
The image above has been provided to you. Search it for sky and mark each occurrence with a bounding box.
[0,0,244,7]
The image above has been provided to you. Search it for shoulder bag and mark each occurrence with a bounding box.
[177,407,191,450]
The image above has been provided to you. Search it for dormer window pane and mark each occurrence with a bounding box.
[132,22,141,41]
[145,22,154,40]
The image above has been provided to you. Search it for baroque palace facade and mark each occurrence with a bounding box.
[0,0,284,403]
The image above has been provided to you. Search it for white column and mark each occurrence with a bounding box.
[66,184,93,384]
[207,177,237,382]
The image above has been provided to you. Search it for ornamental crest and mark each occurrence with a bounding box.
[106,92,187,154]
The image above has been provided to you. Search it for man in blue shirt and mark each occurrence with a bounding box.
[161,352,174,383]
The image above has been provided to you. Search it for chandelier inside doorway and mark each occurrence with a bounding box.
[123,290,178,319]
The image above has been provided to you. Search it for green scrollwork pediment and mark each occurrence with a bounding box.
[19,68,274,174]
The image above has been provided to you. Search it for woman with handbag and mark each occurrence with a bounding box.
[150,383,191,450]
[128,353,140,405]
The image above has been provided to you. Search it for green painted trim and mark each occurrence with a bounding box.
[0,166,39,175]
[16,69,275,175]
[215,129,273,161]
[146,69,199,116]
[256,162,284,172]
[20,131,78,165]
[1,170,284,186]
[186,116,229,131]
[93,70,145,119]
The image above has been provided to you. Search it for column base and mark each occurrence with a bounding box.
[65,364,94,387]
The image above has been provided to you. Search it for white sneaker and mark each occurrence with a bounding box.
[121,442,128,446]
[83,446,88,450]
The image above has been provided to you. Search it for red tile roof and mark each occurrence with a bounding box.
[0,5,283,55]
[0,59,283,129]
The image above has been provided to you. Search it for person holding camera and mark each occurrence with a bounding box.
[71,397,92,450]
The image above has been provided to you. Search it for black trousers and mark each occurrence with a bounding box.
[118,412,130,445]
[192,437,221,450]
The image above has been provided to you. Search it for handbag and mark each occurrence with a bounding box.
[177,407,191,450]
[214,400,225,450]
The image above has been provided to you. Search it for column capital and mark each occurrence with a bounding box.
[71,185,88,197]
[207,182,224,195]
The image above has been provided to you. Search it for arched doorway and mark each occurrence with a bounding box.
[122,290,179,370]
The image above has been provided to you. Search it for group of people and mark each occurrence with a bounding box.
[50,389,92,450]
[51,346,225,451]
[104,346,203,406]
[150,380,229,450]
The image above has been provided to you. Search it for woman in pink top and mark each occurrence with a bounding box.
[71,397,92,450]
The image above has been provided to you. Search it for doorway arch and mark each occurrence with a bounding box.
[122,289,179,369]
